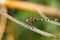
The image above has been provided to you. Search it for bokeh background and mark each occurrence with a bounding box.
[2,0,60,40]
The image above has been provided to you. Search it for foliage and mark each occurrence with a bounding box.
[3,0,60,40]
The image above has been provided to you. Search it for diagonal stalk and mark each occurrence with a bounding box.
[35,8,60,26]
[0,11,59,39]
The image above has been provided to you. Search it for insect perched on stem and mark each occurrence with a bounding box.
[26,17,40,23]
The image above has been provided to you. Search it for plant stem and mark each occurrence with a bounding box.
[0,6,7,40]
[0,11,59,39]
[35,8,60,26]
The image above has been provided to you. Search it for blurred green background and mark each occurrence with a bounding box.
[2,0,60,40]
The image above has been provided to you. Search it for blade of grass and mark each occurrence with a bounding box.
[35,8,60,26]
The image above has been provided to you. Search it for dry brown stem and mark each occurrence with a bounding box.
[5,1,60,17]
[0,6,7,40]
